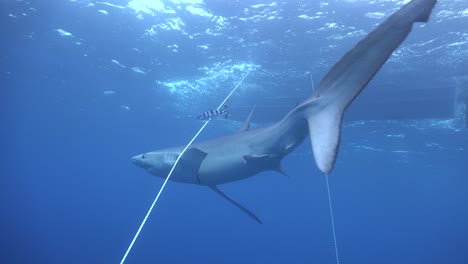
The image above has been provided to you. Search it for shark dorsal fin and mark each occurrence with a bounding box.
[238,105,256,132]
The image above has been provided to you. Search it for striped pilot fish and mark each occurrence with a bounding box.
[197,105,229,120]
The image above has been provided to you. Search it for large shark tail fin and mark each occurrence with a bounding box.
[399,0,436,23]
[301,0,436,174]
[305,101,343,174]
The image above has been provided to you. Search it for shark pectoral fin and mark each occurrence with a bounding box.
[238,105,256,132]
[307,107,343,174]
[180,147,207,175]
[209,185,262,224]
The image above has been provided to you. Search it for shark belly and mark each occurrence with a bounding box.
[196,138,268,185]
[197,155,258,185]
[194,120,308,185]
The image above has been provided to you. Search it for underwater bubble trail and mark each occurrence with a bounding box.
[120,69,251,264]
[325,173,340,264]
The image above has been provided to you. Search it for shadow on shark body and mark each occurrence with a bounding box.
[131,0,437,224]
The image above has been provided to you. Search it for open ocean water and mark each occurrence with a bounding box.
[1,0,467,263]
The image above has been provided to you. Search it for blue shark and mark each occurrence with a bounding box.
[131,0,437,223]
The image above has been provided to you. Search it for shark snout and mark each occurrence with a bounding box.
[130,154,145,168]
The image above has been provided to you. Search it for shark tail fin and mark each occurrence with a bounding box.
[300,0,436,174]
[306,103,343,174]
[400,0,436,23]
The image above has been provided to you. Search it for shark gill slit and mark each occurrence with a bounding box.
[120,70,252,264]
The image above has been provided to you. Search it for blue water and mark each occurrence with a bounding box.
[2,0,467,263]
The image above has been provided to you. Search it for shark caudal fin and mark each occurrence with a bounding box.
[303,0,437,174]
[306,105,343,174]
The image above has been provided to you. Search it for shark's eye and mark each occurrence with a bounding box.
[142,154,146,159]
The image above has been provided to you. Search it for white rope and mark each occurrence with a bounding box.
[310,73,315,92]
[217,70,251,108]
[325,173,340,264]
[120,69,251,264]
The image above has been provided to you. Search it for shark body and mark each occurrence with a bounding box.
[131,0,437,223]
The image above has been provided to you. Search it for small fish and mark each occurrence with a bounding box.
[197,105,229,120]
